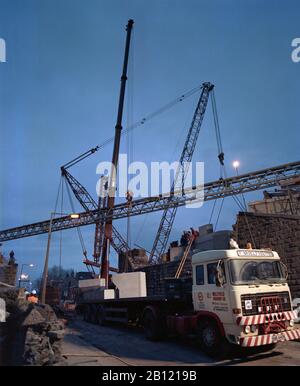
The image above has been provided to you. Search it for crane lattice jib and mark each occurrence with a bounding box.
[62,168,98,212]
[62,168,130,257]
[1,160,300,242]
[149,82,214,263]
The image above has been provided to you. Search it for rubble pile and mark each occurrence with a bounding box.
[0,287,66,366]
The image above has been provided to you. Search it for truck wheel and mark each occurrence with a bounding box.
[142,309,163,341]
[197,319,227,358]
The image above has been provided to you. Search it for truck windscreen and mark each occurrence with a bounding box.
[229,259,285,285]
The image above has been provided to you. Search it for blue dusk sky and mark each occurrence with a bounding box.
[0,0,299,281]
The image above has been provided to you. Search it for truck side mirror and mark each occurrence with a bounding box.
[280,261,288,280]
[216,260,226,287]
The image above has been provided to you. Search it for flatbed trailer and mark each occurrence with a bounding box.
[76,285,195,341]
[76,249,300,357]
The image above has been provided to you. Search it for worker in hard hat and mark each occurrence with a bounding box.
[27,290,39,304]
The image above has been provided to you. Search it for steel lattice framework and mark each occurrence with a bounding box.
[149,82,214,262]
[1,160,300,243]
[62,168,130,258]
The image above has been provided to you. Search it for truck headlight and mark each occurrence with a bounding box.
[250,325,257,333]
[244,326,251,334]
[289,320,294,327]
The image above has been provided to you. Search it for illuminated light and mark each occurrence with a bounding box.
[244,326,251,334]
[250,325,257,333]
[70,213,80,219]
[289,320,295,327]
[233,160,240,169]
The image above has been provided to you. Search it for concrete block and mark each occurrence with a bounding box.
[112,272,147,298]
[82,288,115,302]
[78,277,105,289]
[198,224,213,236]
[170,246,184,261]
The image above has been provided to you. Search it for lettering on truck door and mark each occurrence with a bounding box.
[205,261,231,323]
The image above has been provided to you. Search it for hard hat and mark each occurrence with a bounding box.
[24,291,30,295]
[31,290,37,295]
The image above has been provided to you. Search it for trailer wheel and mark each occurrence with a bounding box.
[142,308,163,341]
[197,319,227,358]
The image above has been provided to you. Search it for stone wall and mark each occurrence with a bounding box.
[233,212,300,298]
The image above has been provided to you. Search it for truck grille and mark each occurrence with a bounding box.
[241,292,291,316]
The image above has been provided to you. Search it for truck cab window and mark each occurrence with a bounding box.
[196,265,204,285]
[207,263,218,284]
[207,262,226,285]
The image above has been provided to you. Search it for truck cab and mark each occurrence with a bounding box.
[192,248,300,351]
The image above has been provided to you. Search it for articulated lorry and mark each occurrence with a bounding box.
[76,248,300,357]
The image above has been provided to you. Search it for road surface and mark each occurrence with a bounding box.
[61,316,300,366]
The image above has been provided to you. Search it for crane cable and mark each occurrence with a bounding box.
[133,90,200,247]
[210,90,245,229]
[51,177,64,274]
[210,90,256,246]
[62,83,206,171]
[126,28,134,252]
[64,177,88,259]
[59,179,64,278]
[209,89,226,229]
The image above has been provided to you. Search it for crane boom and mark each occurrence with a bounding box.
[61,167,131,259]
[1,160,300,243]
[149,82,214,263]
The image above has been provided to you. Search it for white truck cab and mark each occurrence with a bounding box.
[192,248,300,348]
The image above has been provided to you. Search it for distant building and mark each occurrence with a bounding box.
[248,177,300,216]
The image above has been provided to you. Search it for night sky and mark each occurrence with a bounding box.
[0,0,299,283]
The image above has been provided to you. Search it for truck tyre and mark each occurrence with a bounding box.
[197,319,228,358]
[142,308,163,341]
[97,305,107,326]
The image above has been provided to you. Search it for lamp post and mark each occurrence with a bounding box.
[232,160,247,210]
[18,263,35,288]
[40,212,79,304]
[232,160,240,175]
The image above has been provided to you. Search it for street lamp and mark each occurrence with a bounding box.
[232,160,247,210]
[40,211,79,304]
[233,160,240,174]
[18,263,35,288]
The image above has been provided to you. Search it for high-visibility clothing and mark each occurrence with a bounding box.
[27,295,38,304]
